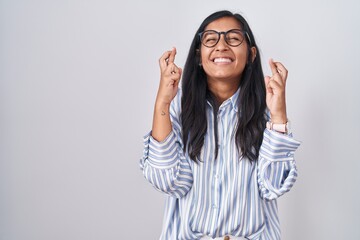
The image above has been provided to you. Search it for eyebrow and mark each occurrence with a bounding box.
[204,28,242,32]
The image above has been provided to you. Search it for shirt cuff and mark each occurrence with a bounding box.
[259,129,301,162]
[142,130,181,169]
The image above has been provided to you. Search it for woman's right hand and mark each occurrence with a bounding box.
[156,47,182,106]
[152,48,182,141]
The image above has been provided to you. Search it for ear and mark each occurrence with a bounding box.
[250,47,257,62]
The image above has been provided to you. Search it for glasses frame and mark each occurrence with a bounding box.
[198,29,252,48]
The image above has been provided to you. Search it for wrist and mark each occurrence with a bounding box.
[270,114,287,124]
[154,101,170,116]
[155,98,171,109]
[266,120,291,134]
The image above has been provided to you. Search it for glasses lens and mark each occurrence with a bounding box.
[201,31,219,47]
[200,30,245,47]
[225,30,244,47]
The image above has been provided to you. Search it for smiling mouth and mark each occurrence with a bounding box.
[213,58,233,63]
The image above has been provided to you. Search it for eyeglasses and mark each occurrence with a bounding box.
[198,29,250,48]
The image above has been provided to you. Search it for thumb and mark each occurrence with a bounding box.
[176,68,182,87]
[264,75,270,84]
[264,76,272,94]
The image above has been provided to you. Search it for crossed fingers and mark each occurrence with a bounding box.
[265,58,288,94]
[269,58,288,85]
[159,47,180,76]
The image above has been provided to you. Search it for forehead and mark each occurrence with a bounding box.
[204,17,242,31]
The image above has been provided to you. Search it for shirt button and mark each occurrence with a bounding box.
[286,152,292,157]
[224,236,230,240]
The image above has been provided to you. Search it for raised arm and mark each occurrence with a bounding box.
[258,59,301,200]
[264,58,288,124]
[152,47,182,141]
[140,48,193,198]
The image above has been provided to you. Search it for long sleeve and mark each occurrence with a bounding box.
[140,88,302,239]
[139,91,193,198]
[257,129,301,200]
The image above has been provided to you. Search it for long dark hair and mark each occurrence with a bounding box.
[181,10,267,162]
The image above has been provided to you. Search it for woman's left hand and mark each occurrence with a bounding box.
[264,59,288,123]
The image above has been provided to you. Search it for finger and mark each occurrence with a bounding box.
[171,64,178,74]
[168,47,177,64]
[159,50,172,70]
[272,61,288,82]
[266,74,282,90]
[271,72,284,87]
[268,59,285,87]
[171,73,181,82]
[167,63,179,75]
[169,72,182,86]
[268,78,285,96]
[264,76,273,94]
[171,67,182,80]
[268,78,282,89]
[269,58,287,82]
[178,67,182,76]
[177,67,182,79]
[175,74,181,88]
[269,58,279,76]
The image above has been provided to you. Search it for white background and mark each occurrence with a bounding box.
[1,0,359,239]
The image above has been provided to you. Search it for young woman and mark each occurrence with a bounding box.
[140,10,301,240]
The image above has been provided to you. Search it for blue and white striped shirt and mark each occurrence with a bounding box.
[140,88,301,240]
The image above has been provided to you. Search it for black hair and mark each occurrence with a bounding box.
[181,10,267,162]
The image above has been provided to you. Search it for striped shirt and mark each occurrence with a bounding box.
[140,88,301,240]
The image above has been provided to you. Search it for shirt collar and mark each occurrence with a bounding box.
[206,87,240,113]
[229,87,240,112]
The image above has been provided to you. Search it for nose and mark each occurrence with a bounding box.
[215,34,229,51]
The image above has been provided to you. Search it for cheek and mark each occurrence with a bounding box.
[237,46,249,63]
[200,45,213,60]
[201,55,213,74]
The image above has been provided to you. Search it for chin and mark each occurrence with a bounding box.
[208,71,241,80]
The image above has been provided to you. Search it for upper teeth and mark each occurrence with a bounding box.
[214,58,232,63]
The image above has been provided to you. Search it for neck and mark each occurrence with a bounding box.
[207,77,240,104]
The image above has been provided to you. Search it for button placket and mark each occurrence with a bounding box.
[214,111,224,215]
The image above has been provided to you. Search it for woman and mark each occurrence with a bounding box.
[140,10,301,240]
